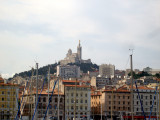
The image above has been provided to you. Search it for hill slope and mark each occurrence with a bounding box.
[12,62,99,79]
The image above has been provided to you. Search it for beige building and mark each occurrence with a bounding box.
[64,84,91,120]
[21,89,64,120]
[57,65,80,79]
[91,85,131,119]
[0,78,19,120]
[99,64,115,78]
[91,90,102,119]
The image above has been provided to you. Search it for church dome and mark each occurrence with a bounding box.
[68,49,72,55]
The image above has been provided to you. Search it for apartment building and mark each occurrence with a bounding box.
[99,64,115,78]
[57,65,80,79]
[133,86,158,118]
[64,84,91,120]
[91,90,102,119]
[0,80,19,120]
[91,76,110,89]
[21,89,64,120]
[101,85,131,119]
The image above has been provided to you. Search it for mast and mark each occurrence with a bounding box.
[30,68,34,120]
[74,79,77,120]
[47,67,50,119]
[159,78,160,120]
[35,63,38,120]
[101,89,102,120]
[58,77,60,120]
[130,54,134,120]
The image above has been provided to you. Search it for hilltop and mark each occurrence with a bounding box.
[10,62,99,79]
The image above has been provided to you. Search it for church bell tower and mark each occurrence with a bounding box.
[77,40,82,61]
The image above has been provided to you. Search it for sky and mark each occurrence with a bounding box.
[0,0,160,78]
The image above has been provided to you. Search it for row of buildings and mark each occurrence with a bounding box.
[19,77,160,120]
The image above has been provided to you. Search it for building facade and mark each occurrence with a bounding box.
[21,90,64,120]
[91,76,110,89]
[133,86,158,118]
[60,41,91,65]
[64,84,91,120]
[99,64,115,78]
[57,65,80,79]
[0,82,19,120]
[101,85,131,119]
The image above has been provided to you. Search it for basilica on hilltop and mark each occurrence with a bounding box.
[60,40,91,65]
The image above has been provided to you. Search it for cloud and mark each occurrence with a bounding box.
[0,0,160,76]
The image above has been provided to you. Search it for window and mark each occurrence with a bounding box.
[55,98,58,102]
[76,106,78,110]
[60,98,63,103]
[85,106,87,110]
[38,110,41,114]
[49,111,52,114]
[71,99,74,103]
[141,95,143,99]
[123,96,125,99]
[49,104,52,109]
[71,106,74,110]
[43,97,46,102]
[48,97,52,102]
[150,95,152,99]
[137,101,138,105]
[109,96,111,99]
[81,99,83,103]
[71,93,73,96]
[80,106,83,110]
[146,96,148,99]
[7,98,10,101]
[7,104,9,108]
[2,98,4,101]
[137,108,139,111]
[76,99,78,103]
[43,105,46,109]
[128,96,130,99]
[85,94,87,97]
[76,93,78,97]
[123,101,125,105]
[2,104,4,108]
[2,91,4,94]
[150,101,152,105]
[7,91,10,95]
[85,100,87,103]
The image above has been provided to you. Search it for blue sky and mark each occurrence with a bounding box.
[0,0,160,78]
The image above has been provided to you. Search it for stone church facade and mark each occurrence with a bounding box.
[60,41,91,65]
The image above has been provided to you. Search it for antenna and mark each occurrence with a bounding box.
[129,49,134,55]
